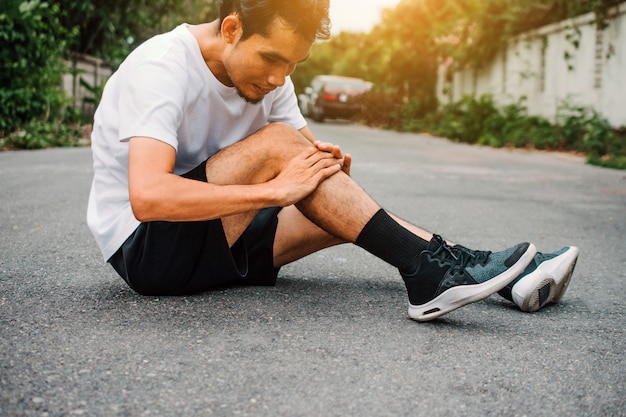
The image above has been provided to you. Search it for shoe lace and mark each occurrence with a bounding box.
[534,252,550,263]
[431,235,491,271]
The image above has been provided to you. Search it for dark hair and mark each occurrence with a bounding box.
[219,0,331,42]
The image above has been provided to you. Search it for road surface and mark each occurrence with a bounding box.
[1,120,624,416]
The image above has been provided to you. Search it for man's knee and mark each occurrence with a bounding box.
[259,122,298,136]
[205,123,310,184]
[255,123,310,148]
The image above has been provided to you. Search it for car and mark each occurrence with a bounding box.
[303,75,372,122]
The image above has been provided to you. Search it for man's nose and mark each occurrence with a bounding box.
[267,73,286,88]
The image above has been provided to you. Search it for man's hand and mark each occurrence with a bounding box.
[269,146,343,207]
[314,140,352,176]
[297,126,352,177]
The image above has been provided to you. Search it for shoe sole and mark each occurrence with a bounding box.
[408,243,537,322]
[511,246,579,312]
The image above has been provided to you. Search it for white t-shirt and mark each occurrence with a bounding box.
[87,24,307,260]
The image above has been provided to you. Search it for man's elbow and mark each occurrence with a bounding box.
[129,189,159,222]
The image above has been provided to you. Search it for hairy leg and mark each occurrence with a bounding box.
[203,123,310,246]
[273,205,345,267]
[270,210,438,268]
[203,123,375,242]
[203,123,434,263]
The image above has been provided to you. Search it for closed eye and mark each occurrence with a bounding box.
[261,52,285,65]
[260,52,309,66]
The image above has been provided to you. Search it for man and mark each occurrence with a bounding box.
[87,0,579,322]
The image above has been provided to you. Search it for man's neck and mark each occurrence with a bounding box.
[188,20,232,87]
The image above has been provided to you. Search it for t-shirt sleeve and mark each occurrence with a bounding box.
[268,77,307,130]
[117,53,188,151]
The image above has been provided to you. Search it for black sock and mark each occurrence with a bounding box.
[355,209,429,274]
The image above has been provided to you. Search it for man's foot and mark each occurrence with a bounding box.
[498,247,579,312]
[401,235,536,322]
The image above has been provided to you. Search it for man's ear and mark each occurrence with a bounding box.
[221,14,243,44]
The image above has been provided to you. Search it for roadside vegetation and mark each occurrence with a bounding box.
[1,0,624,168]
[0,0,217,150]
[292,0,626,169]
[0,1,81,149]
[357,94,626,169]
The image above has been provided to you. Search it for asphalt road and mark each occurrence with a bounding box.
[1,120,625,417]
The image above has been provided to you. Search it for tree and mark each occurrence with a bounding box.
[296,0,443,113]
[429,0,626,71]
[49,0,219,64]
[296,0,625,121]
[0,0,75,135]
[292,32,382,94]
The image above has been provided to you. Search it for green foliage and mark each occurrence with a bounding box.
[382,94,625,169]
[354,89,402,128]
[0,0,75,135]
[295,1,441,120]
[587,154,626,169]
[430,0,624,72]
[555,100,625,162]
[304,0,625,169]
[78,75,108,123]
[476,101,557,149]
[297,0,624,131]
[352,88,437,131]
[0,117,83,149]
[425,95,503,144]
[2,0,621,165]
[293,32,392,94]
[49,0,219,64]
[395,96,438,132]
[79,76,103,106]
[1,0,220,149]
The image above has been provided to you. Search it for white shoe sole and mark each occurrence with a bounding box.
[408,243,537,322]
[511,246,579,312]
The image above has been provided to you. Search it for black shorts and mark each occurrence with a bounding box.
[108,161,281,296]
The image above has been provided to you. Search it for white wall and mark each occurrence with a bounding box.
[437,4,626,127]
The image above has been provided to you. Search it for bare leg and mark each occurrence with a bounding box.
[273,205,345,267]
[203,123,434,264]
[272,210,440,268]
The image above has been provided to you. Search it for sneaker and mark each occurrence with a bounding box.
[402,235,536,322]
[498,246,579,312]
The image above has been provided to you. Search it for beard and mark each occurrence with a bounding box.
[235,84,263,105]
[224,54,264,105]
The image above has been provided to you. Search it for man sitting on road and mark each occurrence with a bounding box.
[87,0,579,321]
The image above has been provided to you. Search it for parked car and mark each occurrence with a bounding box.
[303,75,372,122]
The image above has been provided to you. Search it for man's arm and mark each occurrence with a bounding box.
[299,125,317,144]
[128,137,276,222]
[127,135,343,222]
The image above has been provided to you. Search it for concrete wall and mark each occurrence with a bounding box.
[62,54,113,118]
[437,4,626,127]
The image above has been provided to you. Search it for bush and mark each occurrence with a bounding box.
[362,93,625,169]
[395,96,438,132]
[358,89,437,131]
[1,117,83,149]
[427,95,502,144]
[478,101,557,149]
[358,89,403,128]
[0,0,75,138]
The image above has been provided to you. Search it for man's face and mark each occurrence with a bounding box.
[223,18,312,104]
